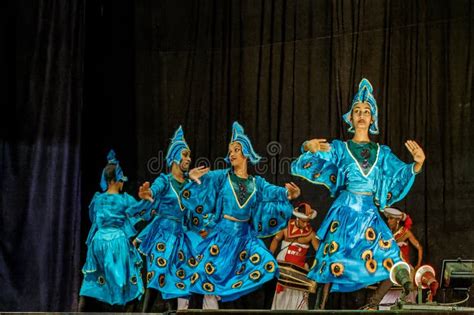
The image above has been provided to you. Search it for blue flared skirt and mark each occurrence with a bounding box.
[189,218,278,302]
[80,227,144,305]
[137,216,196,299]
[308,190,402,292]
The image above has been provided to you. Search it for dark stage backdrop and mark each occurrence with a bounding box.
[134,0,473,302]
[1,0,85,311]
[1,0,473,311]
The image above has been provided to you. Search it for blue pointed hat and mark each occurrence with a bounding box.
[226,121,261,165]
[166,126,190,167]
[100,149,128,191]
[342,78,379,135]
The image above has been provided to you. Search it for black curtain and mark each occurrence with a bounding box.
[80,0,137,265]
[1,0,84,311]
[1,0,473,311]
[134,0,474,294]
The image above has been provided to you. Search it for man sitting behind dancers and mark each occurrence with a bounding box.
[270,202,319,310]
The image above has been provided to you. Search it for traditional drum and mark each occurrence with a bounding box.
[277,260,317,293]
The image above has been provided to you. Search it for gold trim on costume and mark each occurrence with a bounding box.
[366,259,377,273]
[319,261,327,274]
[195,205,203,214]
[182,189,191,199]
[249,270,261,281]
[156,242,166,252]
[330,263,344,277]
[269,218,278,227]
[323,243,330,256]
[147,271,154,283]
[265,261,276,273]
[203,282,214,292]
[383,258,394,271]
[365,227,376,241]
[170,182,185,211]
[329,241,339,254]
[227,174,256,209]
[250,253,261,264]
[361,249,373,261]
[191,272,199,284]
[379,239,392,249]
[345,141,380,178]
[97,276,105,285]
[236,264,246,275]
[188,257,198,267]
[205,262,215,275]
[210,244,220,256]
[156,257,167,267]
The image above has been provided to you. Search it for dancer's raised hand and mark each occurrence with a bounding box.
[189,166,210,184]
[285,182,301,200]
[304,139,330,153]
[138,181,154,202]
[405,140,425,173]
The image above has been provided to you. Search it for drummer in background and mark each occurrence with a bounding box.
[380,207,423,304]
[384,207,423,270]
[269,202,320,310]
[384,207,438,303]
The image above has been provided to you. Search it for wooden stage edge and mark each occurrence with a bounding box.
[3,306,474,315]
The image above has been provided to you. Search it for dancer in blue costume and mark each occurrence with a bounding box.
[79,150,144,310]
[127,126,209,311]
[291,79,425,309]
[181,121,301,303]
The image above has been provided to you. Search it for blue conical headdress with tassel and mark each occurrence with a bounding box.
[99,149,128,191]
[342,78,379,135]
[226,121,261,165]
[165,126,190,167]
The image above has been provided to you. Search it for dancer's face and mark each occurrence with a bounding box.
[351,102,373,130]
[387,216,400,231]
[228,142,247,167]
[179,149,191,172]
[295,218,309,229]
